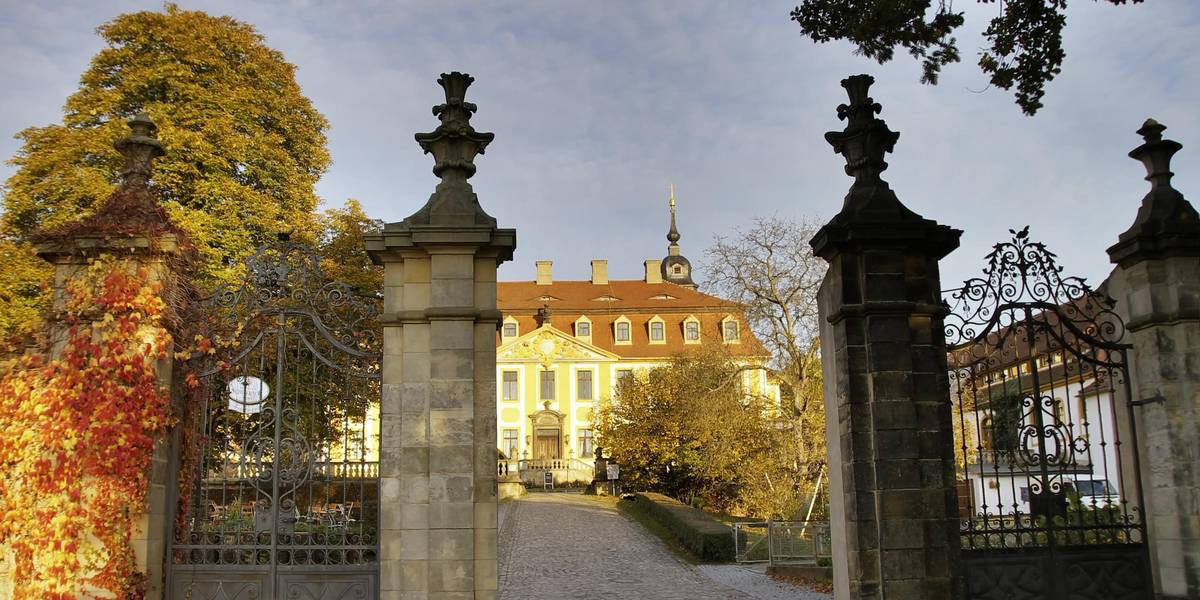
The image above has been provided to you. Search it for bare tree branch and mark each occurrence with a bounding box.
[702,216,823,395]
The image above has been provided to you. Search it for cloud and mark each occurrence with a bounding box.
[1,0,1196,290]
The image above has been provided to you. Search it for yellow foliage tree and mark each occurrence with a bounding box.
[1,3,331,340]
[595,346,810,518]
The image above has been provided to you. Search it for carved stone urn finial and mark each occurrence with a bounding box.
[1131,118,1180,192]
[114,112,165,189]
[406,72,498,226]
[809,74,960,261]
[824,74,899,188]
[1108,118,1200,265]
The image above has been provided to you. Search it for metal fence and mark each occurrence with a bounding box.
[768,521,830,565]
[732,521,830,565]
[732,522,770,563]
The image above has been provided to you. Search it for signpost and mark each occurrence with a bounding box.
[543,471,553,490]
[606,464,619,496]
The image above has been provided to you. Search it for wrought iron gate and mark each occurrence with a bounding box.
[945,227,1151,600]
[167,238,382,599]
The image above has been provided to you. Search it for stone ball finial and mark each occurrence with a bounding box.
[114,112,165,188]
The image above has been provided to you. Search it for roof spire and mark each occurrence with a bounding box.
[667,183,681,245]
[660,183,695,287]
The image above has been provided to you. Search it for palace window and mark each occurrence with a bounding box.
[502,371,519,402]
[615,321,631,343]
[502,429,519,459]
[649,319,665,343]
[578,429,594,458]
[616,369,633,390]
[502,319,518,338]
[684,318,700,343]
[577,370,593,400]
[540,369,556,401]
[722,318,740,342]
[577,321,591,337]
[346,430,366,460]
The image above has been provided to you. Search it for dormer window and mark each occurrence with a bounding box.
[574,316,592,341]
[614,316,632,344]
[684,316,701,344]
[721,317,740,343]
[502,317,519,339]
[648,316,666,344]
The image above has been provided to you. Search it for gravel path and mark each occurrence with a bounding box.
[497,493,830,600]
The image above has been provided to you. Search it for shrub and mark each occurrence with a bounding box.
[623,492,735,561]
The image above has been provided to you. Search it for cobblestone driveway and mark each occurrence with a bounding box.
[498,493,826,600]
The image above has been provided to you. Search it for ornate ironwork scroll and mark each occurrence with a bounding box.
[168,236,381,597]
[947,227,1151,600]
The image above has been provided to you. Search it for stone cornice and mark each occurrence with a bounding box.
[810,217,960,261]
[365,224,516,265]
[379,307,503,325]
[36,233,181,261]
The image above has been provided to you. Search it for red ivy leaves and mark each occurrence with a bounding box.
[0,258,172,599]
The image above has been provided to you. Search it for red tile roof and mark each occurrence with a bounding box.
[497,279,768,359]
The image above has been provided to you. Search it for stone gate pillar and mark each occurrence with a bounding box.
[31,114,183,600]
[366,73,515,600]
[1105,120,1200,600]
[809,76,963,600]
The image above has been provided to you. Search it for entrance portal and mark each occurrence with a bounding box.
[534,429,562,460]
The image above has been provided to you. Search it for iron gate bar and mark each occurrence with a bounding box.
[945,227,1152,600]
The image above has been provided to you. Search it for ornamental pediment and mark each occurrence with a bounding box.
[498,327,618,364]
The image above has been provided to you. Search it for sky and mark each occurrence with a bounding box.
[1,0,1197,291]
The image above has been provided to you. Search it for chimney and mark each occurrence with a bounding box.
[644,259,662,284]
[536,260,553,285]
[590,260,608,285]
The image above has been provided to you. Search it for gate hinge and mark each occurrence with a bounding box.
[1129,392,1166,407]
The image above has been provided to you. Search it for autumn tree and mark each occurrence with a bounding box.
[0,3,331,340]
[595,347,806,518]
[703,216,827,512]
[791,0,1145,115]
[704,216,823,406]
[318,199,384,298]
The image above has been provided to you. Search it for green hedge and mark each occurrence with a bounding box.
[623,492,734,561]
